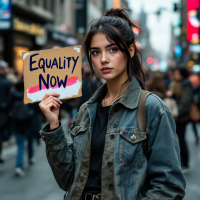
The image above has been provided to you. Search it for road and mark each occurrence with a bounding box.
[0,115,69,200]
[0,120,200,200]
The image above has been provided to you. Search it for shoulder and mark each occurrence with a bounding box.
[145,93,174,133]
[145,93,171,115]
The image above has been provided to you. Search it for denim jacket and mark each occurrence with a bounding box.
[40,76,186,200]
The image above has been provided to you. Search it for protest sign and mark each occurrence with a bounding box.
[23,46,82,104]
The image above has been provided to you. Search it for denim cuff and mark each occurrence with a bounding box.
[39,122,66,150]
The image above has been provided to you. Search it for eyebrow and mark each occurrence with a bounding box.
[90,43,116,50]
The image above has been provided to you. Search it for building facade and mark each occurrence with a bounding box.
[0,0,77,72]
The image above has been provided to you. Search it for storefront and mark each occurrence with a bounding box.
[0,0,11,62]
[11,16,46,73]
[44,27,78,49]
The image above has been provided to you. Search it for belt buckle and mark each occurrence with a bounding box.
[95,194,101,199]
[84,193,101,200]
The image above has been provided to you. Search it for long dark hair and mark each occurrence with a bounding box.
[83,8,145,90]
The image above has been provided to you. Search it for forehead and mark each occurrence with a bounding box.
[90,32,113,48]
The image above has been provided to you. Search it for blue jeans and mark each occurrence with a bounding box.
[192,122,199,138]
[15,131,34,168]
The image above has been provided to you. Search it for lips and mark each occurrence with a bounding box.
[101,67,113,73]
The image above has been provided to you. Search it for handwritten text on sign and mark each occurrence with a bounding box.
[23,46,82,104]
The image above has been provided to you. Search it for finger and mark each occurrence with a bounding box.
[40,97,58,111]
[43,96,62,105]
[43,102,57,111]
[39,99,59,112]
[45,100,60,110]
[41,93,60,101]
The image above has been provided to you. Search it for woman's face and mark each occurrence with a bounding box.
[174,70,183,82]
[90,32,128,81]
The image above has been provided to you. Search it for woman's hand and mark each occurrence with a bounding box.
[39,93,62,130]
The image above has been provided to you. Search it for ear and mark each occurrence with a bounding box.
[129,44,135,58]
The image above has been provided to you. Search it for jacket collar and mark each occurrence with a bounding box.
[88,76,142,109]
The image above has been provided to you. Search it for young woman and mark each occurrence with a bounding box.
[39,9,185,200]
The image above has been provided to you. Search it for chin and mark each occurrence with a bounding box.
[100,73,118,81]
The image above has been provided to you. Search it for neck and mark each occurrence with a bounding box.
[105,73,130,100]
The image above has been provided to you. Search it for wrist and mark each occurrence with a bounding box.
[50,120,59,130]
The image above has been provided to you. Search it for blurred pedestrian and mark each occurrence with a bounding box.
[6,67,19,85]
[39,8,185,200]
[163,68,173,90]
[169,67,193,173]
[189,74,200,144]
[148,72,166,99]
[8,79,35,176]
[148,72,179,118]
[0,60,12,163]
[30,102,42,146]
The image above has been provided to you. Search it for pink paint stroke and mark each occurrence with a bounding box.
[27,76,78,94]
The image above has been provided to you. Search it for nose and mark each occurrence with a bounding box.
[101,51,109,64]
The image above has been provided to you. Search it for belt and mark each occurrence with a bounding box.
[80,193,101,200]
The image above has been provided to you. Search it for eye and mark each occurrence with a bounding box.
[110,47,118,53]
[91,50,99,56]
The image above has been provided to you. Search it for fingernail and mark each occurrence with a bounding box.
[60,101,63,104]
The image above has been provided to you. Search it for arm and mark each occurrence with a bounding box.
[40,114,78,191]
[142,112,186,200]
[39,93,76,191]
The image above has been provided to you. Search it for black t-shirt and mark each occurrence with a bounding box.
[83,95,111,194]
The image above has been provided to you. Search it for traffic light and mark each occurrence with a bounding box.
[174,3,178,12]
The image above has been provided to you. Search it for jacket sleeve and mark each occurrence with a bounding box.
[39,113,78,191]
[178,86,193,117]
[142,111,186,200]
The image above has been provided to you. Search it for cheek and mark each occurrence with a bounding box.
[92,59,96,66]
[91,59,99,71]
[113,54,126,67]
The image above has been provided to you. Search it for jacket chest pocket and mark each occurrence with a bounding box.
[119,129,147,167]
[71,124,88,155]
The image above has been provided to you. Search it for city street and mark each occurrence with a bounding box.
[0,120,200,200]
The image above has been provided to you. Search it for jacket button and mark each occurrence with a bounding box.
[107,162,112,167]
[110,134,115,139]
[131,134,136,141]
[113,122,118,128]
[109,184,113,190]
[80,177,84,182]
[115,106,118,112]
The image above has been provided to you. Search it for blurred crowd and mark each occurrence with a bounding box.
[147,66,200,173]
[0,59,200,176]
[0,60,104,177]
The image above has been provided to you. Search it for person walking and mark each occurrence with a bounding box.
[8,79,35,176]
[39,9,185,200]
[189,74,200,144]
[0,60,12,163]
[169,67,193,173]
